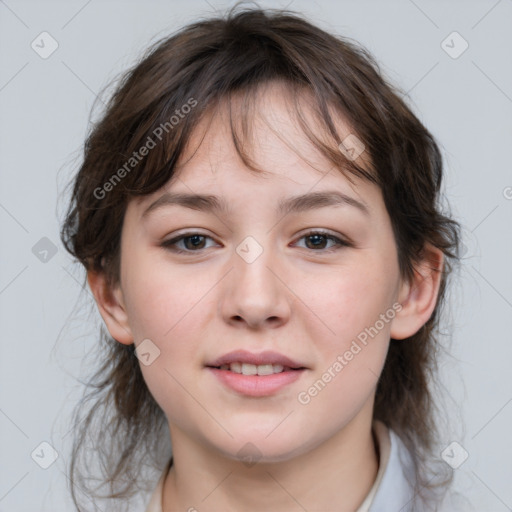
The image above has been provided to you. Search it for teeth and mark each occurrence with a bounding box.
[242,363,258,375]
[257,364,274,376]
[229,362,241,373]
[223,362,286,375]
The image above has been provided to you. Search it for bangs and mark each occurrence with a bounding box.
[113,78,377,204]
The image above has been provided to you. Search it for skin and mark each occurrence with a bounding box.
[89,82,443,511]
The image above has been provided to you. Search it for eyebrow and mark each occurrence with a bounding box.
[141,190,369,219]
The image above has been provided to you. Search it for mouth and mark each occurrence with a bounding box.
[210,362,302,375]
[205,350,307,397]
[206,349,307,371]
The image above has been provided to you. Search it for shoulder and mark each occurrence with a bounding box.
[368,423,469,512]
[367,424,416,511]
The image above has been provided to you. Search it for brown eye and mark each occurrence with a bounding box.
[305,233,330,249]
[295,231,350,252]
[161,233,217,253]
[182,235,207,250]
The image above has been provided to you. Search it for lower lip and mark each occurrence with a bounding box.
[207,367,305,397]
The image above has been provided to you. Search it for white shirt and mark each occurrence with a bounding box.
[144,421,454,511]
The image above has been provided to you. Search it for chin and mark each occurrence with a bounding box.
[210,431,314,466]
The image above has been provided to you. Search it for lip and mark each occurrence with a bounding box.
[207,367,306,397]
[205,350,308,397]
[206,349,306,369]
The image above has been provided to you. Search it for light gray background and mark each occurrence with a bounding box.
[1,0,511,510]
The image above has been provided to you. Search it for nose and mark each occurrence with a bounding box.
[220,238,291,330]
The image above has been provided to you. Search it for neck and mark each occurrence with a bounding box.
[162,405,379,512]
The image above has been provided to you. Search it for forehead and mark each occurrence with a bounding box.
[132,81,376,214]
[185,82,360,173]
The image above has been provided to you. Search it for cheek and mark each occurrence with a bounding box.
[299,261,398,350]
[122,252,213,341]
[292,258,397,414]
[296,276,393,423]
[121,256,217,404]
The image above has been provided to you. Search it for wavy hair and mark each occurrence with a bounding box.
[60,4,460,510]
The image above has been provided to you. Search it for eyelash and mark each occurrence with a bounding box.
[161,230,351,254]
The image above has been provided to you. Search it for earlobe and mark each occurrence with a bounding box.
[390,245,444,340]
[87,270,134,345]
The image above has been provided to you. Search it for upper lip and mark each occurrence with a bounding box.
[206,350,307,369]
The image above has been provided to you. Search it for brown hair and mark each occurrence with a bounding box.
[60,3,460,510]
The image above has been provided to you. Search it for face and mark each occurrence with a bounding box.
[112,83,405,463]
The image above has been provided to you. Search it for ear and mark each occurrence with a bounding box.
[87,270,134,345]
[390,244,444,340]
